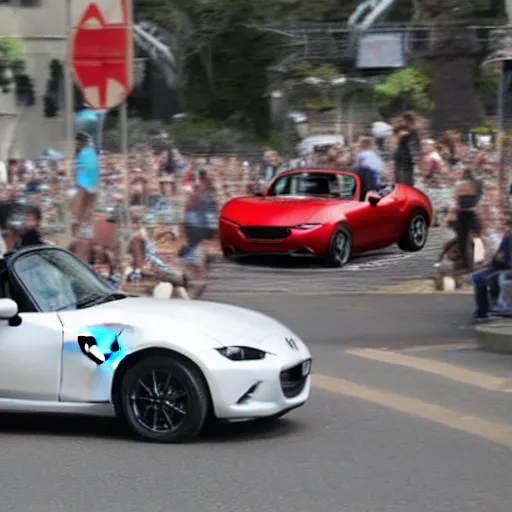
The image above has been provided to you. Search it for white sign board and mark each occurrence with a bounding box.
[357,33,405,69]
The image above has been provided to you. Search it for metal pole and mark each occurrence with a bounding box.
[64,0,74,244]
[120,102,130,226]
[348,92,355,145]
[119,101,131,269]
[497,61,506,211]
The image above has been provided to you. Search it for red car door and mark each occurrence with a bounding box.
[367,192,406,248]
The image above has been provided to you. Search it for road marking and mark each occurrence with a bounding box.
[312,374,512,448]
[399,343,475,353]
[345,348,510,392]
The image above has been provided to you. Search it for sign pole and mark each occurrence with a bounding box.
[64,0,75,245]
[120,101,131,271]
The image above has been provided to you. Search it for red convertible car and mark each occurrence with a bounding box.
[219,169,432,267]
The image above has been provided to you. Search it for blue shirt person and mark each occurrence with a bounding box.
[71,132,99,242]
[472,230,512,322]
[74,132,99,193]
[352,137,385,198]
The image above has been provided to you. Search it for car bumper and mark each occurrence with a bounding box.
[200,340,312,420]
[219,218,331,257]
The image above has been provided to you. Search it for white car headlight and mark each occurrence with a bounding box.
[217,346,266,361]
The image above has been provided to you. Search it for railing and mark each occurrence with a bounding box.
[133,21,181,88]
[260,21,506,61]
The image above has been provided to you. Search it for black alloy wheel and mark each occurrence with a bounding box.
[398,212,428,252]
[324,226,352,268]
[118,356,209,442]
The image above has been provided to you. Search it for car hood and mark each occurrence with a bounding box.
[222,196,338,226]
[58,297,293,348]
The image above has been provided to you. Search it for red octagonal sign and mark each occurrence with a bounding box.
[69,0,133,110]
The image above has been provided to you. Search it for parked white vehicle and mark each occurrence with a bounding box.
[297,135,345,156]
[0,246,312,442]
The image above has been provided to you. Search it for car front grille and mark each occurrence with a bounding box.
[280,362,308,398]
[240,227,290,240]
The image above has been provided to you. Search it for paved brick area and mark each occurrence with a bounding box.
[207,227,452,294]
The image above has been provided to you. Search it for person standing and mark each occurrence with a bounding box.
[20,206,44,247]
[352,136,384,198]
[393,112,420,186]
[72,132,99,239]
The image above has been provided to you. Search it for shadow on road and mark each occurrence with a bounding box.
[229,250,403,270]
[0,413,305,443]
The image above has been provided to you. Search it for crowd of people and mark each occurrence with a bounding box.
[0,112,510,317]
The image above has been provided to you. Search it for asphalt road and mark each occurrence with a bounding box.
[208,227,451,293]
[3,293,512,512]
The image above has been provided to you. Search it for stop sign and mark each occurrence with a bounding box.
[69,0,133,110]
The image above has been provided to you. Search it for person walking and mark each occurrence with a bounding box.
[454,168,482,271]
[393,112,420,186]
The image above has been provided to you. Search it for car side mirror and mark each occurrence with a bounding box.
[0,298,21,326]
[368,194,382,207]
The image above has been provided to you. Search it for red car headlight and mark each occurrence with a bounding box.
[294,223,322,230]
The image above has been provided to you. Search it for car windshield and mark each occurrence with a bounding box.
[266,172,356,199]
[12,249,125,313]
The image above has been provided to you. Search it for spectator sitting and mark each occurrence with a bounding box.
[125,224,197,300]
[472,216,512,323]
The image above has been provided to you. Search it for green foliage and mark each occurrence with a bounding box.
[471,125,495,135]
[103,116,263,154]
[0,38,23,62]
[374,65,432,113]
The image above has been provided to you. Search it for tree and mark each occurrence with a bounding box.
[412,0,505,134]
[134,0,283,136]
[375,64,432,117]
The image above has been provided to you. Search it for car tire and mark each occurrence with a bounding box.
[398,211,428,252]
[323,226,352,268]
[118,356,210,443]
[221,244,235,261]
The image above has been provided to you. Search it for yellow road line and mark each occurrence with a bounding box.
[345,348,512,392]
[399,343,475,353]
[312,374,512,448]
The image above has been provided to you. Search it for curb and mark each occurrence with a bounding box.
[372,279,473,295]
[474,321,512,354]
[205,281,474,296]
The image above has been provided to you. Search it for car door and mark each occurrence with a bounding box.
[348,190,405,251]
[369,192,406,247]
[0,310,63,402]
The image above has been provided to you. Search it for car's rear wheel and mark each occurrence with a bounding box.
[398,211,428,252]
[118,356,209,443]
[323,226,352,268]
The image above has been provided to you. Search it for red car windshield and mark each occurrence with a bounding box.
[267,172,356,199]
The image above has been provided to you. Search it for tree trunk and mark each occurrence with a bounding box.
[429,27,483,135]
[413,1,483,134]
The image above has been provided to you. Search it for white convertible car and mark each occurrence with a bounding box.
[0,246,311,442]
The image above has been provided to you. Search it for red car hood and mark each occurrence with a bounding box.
[222,196,339,226]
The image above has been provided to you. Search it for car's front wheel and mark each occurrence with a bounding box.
[323,226,352,268]
[398,212,428,252]
[118,356,209,443]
